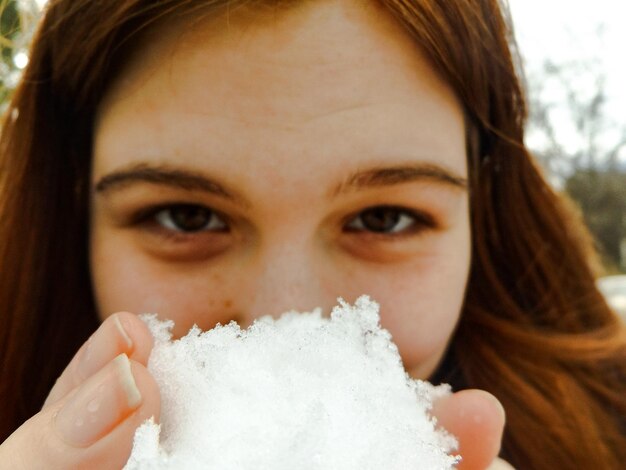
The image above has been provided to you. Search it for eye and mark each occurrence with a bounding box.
[345,206,432,235]
[153,204,228,233]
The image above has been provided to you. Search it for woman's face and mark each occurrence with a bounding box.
[90,0,470,379]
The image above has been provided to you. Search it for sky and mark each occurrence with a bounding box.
[508,0,626,164]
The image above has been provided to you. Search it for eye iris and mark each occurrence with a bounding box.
[171,205,211,232]
[361,208,401,233]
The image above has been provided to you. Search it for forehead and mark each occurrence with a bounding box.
[94,0,465,178]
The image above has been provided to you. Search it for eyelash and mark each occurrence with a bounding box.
[131,203,435,241]
[342,205,435,239]
[131,203,227,242]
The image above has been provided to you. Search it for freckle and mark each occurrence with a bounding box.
[223,299,233,309]
[228,312,245,326]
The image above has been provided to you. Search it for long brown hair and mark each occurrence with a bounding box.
[1,0,625,467]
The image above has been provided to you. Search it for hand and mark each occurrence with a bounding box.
[431,389,515,470]
[0,313,161,469]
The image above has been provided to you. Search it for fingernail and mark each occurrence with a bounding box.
[114,314,133,348]
[55,354,142,447]
[77,313,133,380]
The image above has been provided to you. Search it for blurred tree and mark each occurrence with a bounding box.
[525,57,626,272]
[0,0,21,108]
[565,169,626,272]
[0,0,42,112]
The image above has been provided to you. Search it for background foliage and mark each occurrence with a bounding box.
[0,0,39,112]
[527,58,626,273]
[0,0,21,107]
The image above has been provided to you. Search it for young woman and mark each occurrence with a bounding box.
[0,0,624,468]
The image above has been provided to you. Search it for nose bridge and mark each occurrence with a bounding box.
[246,238,326,321]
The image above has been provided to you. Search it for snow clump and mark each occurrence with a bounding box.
[124,295,459,469]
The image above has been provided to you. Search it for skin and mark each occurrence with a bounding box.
[0,1,511,469]
[90,0,470,381]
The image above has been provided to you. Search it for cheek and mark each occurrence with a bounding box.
[90,232,242,337]
[347,254,469,379]
[381,289,463,379]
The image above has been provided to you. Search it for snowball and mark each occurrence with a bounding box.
[124,295,459,469]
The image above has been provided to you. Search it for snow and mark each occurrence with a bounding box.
[124,295,459,469]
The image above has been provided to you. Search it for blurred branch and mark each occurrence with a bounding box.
[524,39,626,272]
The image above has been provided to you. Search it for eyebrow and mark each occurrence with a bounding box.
[331,163,467,197]
[94,161,467,206]
[94,163,252,207]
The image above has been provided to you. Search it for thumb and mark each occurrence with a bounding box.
[431,389,506,470]
[0,355,160,469]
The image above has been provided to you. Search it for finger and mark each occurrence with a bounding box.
[0,355,160,470]
[431,389,506,470]
[487,457,516,470]
[44,312,154,409]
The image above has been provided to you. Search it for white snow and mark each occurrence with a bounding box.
[124,295,459,469]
